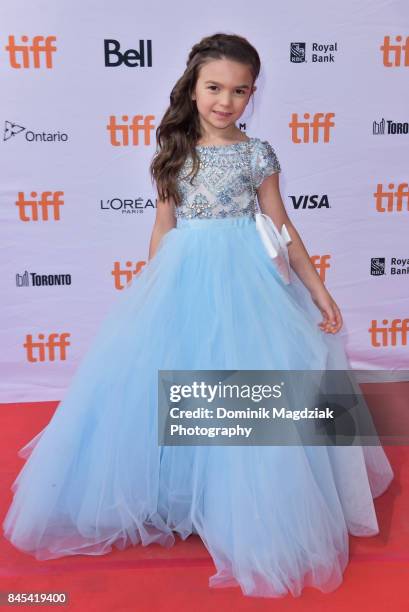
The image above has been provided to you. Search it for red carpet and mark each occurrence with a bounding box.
[1,382,408,611]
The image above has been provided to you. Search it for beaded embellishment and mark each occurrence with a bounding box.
[175,137,281,220]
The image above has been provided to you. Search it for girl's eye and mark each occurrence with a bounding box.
[207,86,246,95]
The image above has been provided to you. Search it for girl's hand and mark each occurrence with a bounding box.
[310,288,343,334]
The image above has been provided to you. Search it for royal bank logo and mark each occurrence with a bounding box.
[3,120,68,142]
[370,257,409,276]
[371,258,385,276]
[290,43,306,63]
[373,118,409,135]
[290,42,338,63]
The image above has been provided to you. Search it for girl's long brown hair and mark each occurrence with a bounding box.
[150,33,261,207]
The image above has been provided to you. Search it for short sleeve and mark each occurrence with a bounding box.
[252,139,281,189]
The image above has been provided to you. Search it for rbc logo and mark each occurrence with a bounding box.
[290,43,306,63]
[371,258,385,276]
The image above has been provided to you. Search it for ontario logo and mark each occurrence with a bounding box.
[4,120,68,142]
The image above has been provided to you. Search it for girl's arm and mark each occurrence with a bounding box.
[148,196,177,261]
[257,173,343,334]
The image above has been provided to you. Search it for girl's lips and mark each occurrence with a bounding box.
[214,111,232,117]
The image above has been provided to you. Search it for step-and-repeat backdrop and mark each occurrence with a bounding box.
[1,1,408,402]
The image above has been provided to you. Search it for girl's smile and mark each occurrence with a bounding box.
[213,110,233,118]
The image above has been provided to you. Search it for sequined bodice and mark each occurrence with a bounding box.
[175,137,281,220]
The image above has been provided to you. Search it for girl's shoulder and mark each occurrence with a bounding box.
[249,136,281,188]
[249,135,277,154]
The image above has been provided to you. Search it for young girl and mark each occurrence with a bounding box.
[3,33,393,599]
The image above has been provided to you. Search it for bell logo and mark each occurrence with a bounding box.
[104,39,152,67]
[112,261,146,289]
[369,319,409,347]
[289,112,335,143]
[380,35,409,67]
[5,35,57,68]
[107,115,155,146]
[374,183,409,212]
[16,191,64,221]
[24,333,71,362]
[311,255,331,281]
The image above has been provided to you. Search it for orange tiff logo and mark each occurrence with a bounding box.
[5,35,57,68]
[374,183,409,212]
[24,333,71,362]
[16,191,64,221]
[107,115,155,146]
[369,319,409,347]
[380,35,409,67]
[311,255,331,281]
[112,261,146,289]
[289,113,335,143]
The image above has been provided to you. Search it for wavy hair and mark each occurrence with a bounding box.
[150,33,261,206]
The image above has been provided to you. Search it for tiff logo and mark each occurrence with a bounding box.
[16,191,64,221]
[369,319,409,347]
[374,183,409,212]
[24,333,71,362]
[112,261,146,290]
[107,115,155,146]
[380,35,409,67]
[289,112,335,143]
[311,255,331,282]
[5,35,57,68]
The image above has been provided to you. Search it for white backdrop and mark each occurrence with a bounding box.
[1,0,408,402]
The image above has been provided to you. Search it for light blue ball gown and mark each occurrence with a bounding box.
[2,137,393,598]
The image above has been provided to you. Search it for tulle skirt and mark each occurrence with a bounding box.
[2,215,393,598]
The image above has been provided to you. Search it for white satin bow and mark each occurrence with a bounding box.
[255,212,292,284]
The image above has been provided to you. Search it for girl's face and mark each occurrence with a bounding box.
[192,58,256,133]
